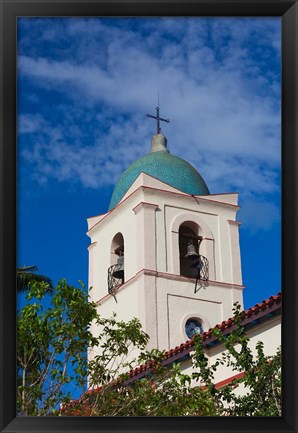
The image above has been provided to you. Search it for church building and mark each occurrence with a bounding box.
[86,107,281,387]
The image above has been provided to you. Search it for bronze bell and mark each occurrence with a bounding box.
[185,241,199,260]
[113,254,124,280]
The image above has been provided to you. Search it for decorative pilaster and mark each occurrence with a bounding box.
[227,220,242,285]
[133,202,159,271]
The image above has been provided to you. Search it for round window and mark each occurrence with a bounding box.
[185,318,203,339]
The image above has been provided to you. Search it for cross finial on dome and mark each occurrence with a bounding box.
[146,99,170,134]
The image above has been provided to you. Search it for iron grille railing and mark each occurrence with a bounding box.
[194,255,209,293]
[107,264,124,302]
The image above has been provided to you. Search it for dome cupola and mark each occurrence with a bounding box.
[108,132,209,210]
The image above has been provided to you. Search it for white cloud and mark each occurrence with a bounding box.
[18,17,281,231]
[18,45,280,158]
[18,114,45,134]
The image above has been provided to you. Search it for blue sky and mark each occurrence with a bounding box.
[17,17,281,310]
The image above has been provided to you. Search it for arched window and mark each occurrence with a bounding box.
[108,233,125,300]
[179,222,201,278]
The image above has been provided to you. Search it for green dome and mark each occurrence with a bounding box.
[109,135,209,210]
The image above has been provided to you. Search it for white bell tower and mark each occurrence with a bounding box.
[87,132,244,352]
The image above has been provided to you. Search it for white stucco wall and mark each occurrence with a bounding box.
[87,174,245,359]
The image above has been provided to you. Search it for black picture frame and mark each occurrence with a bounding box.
[0,1,297,432]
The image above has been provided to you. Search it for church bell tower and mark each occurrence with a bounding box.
[87,108,244,352]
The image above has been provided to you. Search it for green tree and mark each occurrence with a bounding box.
[208,303,282,416]
[17,279,216,416]
[17,265,53,293]
[17,281,281,417]
[17,279,98,415]
[64,303,281,417]
[17,279,160,415]
[63,345,217,417]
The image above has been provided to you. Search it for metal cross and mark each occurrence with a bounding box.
[146,105,170,134]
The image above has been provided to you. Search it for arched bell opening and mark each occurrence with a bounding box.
[108,233,125,301]
[110,233,124,266]
[179,222,202,278]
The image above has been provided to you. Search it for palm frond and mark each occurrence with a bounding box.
[17,266,53,294]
